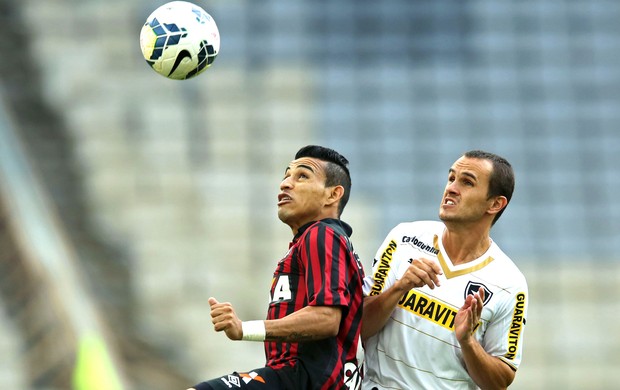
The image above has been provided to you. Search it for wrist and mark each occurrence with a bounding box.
[393,279,410,294]
[458,334,477,350]
[241,320,266,341]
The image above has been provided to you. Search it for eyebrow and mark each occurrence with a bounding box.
[449,168,477,181]
[285,164,316,175]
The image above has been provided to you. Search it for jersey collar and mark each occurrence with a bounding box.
[433,234,495,279]
[293,218,352,241]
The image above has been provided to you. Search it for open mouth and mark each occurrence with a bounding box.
[278,193,292,205]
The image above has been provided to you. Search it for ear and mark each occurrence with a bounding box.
[325,185,345,208]
[487,195,508,216]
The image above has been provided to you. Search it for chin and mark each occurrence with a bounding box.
[277,209,294,224]
[439,213,456,223]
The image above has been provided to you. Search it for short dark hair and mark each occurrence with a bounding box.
[463,150,515,225]
[295,145,351,217]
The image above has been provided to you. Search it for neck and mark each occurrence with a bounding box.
[441,223,492,265]
[288,211,339,236]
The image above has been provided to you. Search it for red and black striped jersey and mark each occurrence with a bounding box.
[265,218,365,390]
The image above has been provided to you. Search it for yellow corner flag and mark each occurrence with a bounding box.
[72,333,124,390]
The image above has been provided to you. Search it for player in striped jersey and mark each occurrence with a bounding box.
[362,150,528,389]
[189,145,365,390]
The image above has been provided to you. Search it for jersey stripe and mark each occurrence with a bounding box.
[266,219,364,390]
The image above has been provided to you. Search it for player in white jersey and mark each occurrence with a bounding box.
[362,150,528,390]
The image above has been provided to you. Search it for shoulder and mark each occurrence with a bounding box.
[487,244,528,289]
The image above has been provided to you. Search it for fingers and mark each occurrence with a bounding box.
[209,298,237,331]
[455,289,487,343]
[474,287,484,316]
[405,258,443,289]
[427,258,443,276]
[461,289,484,320]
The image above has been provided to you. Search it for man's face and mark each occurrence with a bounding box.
[439,156,494,225]
[277,157,332,232]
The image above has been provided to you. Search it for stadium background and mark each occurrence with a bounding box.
[0,0,618,389]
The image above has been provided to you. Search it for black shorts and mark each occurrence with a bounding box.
[190,364,310,390]
[190,366,282,390]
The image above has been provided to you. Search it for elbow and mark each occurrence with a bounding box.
[321,307,342,338]
[325,315,341,337]
[360,311,369,341]
[479,363,516,390]
[498,363,516,389]
[479,380,511,390]
[500,371,516,389]
[360,319,375,342]
[327,325,339,338]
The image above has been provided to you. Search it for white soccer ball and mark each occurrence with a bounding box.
[139,1,220,80]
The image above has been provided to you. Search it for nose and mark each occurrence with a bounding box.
[280,176,293,190]
[445,181,459,195]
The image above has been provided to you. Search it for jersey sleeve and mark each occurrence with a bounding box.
[482,282,529,370]
[300,223,353,307]
[362,224,407,297]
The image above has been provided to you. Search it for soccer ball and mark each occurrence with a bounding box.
[139,1,220,80]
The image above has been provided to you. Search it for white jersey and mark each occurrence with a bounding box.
[362,221,528,390]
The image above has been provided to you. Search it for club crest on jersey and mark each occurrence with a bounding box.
[465,281,493,305]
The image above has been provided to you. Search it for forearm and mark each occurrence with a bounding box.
[363,258,443,341]
[361,286,406,341]
[460,338,515,390]
[264,305,342,342]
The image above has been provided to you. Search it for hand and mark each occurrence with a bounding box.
[209,297,243,340]
[395,258,443,291]
[454,287,484,344]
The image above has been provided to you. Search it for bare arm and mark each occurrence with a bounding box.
[208,297,341,342]
[455,289,515,389]
[362,287,403,340]
[362,258,442,341]
[265,305,341,341]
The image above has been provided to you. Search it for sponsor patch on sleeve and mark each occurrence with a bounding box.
[504,292,526,360]
[369,240,397,296]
